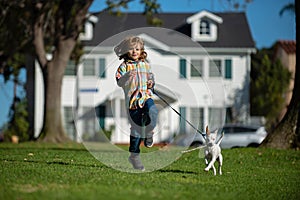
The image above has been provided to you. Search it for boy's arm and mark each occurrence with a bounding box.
[116,73,129,87]
[116,65,136,87]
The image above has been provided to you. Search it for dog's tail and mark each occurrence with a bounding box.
[216,132,224,146]
[181,146,204,153]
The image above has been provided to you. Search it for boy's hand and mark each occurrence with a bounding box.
[147,72,155,89]
[147,80,154,89]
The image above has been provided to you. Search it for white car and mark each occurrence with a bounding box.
[218,124,268,149]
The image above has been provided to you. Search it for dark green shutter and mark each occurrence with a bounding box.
[225,59,232,79]
[179,107,186,133]
[99,58,106,78]
[179,59,186,78]
[97,105,105,129]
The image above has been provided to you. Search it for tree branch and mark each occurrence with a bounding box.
[33,10,47,68]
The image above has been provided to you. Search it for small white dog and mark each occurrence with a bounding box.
[182,126,224,176]
[204,126,224,175]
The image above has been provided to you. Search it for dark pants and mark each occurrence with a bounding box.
[128,98,158,153]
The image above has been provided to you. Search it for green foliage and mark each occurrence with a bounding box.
[251,49,291,128]
[1,53,26,82]
[0,143,299,200]
[3,98,29,142]
[141,0,162,26]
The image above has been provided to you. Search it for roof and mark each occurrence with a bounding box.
[83,11,255,49]
[276,40,296,54]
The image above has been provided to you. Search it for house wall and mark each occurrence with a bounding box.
[33,46,251,144]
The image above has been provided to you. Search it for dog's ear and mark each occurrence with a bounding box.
[206,126,210,135]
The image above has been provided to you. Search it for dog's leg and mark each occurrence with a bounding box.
[204,150,209,165]
[218,154,223,175]
[205,158,208,165]
[212,164,216,176]
[205,156,217,174]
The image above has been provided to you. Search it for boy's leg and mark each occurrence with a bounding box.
[129,129,142,153]
[143,98,158,148]
[128,109,144,170]
[128,129,144,171]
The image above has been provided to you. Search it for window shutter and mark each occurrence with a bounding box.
[179,107,186,133]
[179,59,187,78]
[97,105,106,129]
[225,59,232,79]
[99,58,106,78]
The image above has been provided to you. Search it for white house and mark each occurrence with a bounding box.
[34,10,256,144]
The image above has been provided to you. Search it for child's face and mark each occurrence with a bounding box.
[127,43,142,61]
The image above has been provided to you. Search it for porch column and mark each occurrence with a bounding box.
[112,97,121,143]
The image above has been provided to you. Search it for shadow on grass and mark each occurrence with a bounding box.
[158,169,198,174]
[1,157,111,169]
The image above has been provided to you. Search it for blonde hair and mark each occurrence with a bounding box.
[114,36,147,61]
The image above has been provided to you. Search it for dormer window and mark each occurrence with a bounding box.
[200,20,210,35]
[186,11,223,42]
[80,15,98,41]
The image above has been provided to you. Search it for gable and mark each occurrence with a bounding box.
[186,10,223,42]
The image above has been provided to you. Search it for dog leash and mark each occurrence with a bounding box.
[181,145,205,153]
[153,89,206,140]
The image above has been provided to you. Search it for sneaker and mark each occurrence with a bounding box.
[128,154,145,171]
[144,132,154,148]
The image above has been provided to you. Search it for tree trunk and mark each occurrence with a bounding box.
[39,61,69,142]
[32,1,92,143]
[261,0,299,149]
[38,39,76,143]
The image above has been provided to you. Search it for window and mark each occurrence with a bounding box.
[179,107,204,134]
[190,107,204,132]
[190,59,203,77]
[83,59,95,76]
[65,60,76,76]
[64,107,76,140]
[209,107,224,128]
[82,107,98,136]
[99,58,106,78]
[179,59,187,78]
[209,59,222,77]
[200,20,210,35]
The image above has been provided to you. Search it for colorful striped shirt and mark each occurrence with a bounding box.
[116,60,153,109]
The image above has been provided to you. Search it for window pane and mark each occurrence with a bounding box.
[209,59,222,77]
[190,107,204,132]
[64,107,75,140]
[191,59,203,77]
[82,107,96,135]
[83,59,95,76]
[200,20,210,35]
[209,107,224,129]
[65,60,76,76]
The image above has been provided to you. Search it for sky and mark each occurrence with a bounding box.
[0,0,295,128]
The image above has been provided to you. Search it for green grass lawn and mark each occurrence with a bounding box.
[0,142,299,200]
